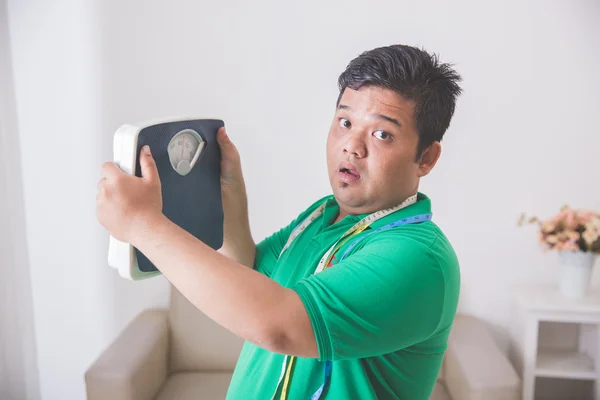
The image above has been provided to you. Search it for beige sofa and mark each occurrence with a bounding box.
[85,287,521,400]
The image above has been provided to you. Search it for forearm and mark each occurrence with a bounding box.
[98,134,316,356]
[218,184,256,268]
[132,214,287,350]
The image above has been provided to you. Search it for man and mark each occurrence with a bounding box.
[96,44,463,399]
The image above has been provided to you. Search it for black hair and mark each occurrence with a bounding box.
[337,44,463,160]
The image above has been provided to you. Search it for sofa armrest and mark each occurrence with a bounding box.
[444,315,521,400]
[85,309,169,400]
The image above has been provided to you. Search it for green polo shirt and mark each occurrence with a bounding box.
[226,192,460,400]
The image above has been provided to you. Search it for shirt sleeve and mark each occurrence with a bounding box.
[253,196,329,277]
[291,233,447,361]
[253,224,295,277]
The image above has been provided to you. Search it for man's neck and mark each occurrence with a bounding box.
[333,192,419,225]
[333,211,348,225]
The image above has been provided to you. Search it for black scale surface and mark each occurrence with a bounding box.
[133,119,224,272]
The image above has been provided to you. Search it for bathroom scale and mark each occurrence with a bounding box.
[108,116,224,280]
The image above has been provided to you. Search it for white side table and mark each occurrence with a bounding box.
[509,284,600,400]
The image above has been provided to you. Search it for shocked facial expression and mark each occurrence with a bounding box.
[326,85,440,217]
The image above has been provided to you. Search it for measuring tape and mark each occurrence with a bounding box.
[279,194,417,267]
[271,193,433,400]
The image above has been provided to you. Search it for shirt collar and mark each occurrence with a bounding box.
[322,192,432,230]
[369,192,432,229]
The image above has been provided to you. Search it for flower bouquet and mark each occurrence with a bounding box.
[519,206,600,253]
[519,206,600,297]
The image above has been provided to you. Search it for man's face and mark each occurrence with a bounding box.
[326,85,439,216]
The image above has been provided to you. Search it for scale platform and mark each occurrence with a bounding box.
[108,116,224,280]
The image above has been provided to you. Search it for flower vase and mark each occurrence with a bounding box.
[557,251,596,298]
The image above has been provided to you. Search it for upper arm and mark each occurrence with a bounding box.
[291,234,451,361]
[265,288,319,358]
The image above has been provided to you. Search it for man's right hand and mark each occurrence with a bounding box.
[216,127,244,190]
[215,126,256,268]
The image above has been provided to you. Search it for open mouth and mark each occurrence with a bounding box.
[340,168,359,177]
[339,164,361,183]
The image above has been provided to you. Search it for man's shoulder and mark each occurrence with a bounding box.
[351,222,461,307]
[350,221,459,270]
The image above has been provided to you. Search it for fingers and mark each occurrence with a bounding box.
[97,178,105,205]
[216,127,229,146]
[97,177,106,192]
[100,146,159,195]
[101,162,123,180]
[216,126,240,160]
[139,145,160,183]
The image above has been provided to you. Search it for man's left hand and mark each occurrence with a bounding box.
[96,145,163,244]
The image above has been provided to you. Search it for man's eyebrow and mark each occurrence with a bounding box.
[337,104,402,128]
[375,113,402,128]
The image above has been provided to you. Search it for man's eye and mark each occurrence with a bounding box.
[373,130,392,140]
[339,118,351,129]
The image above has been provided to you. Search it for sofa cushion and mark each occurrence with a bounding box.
[430,382,451,400]
[168,287,244,372]
[154,372,233,400]
[445,315,520,400]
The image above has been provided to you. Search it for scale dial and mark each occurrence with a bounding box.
[167,129,205,176]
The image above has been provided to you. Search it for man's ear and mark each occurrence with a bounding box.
[417,142,442,178]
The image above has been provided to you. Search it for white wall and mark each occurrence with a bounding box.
[6,0,600,398]
[0,0,40,398]
[6,1,170,399]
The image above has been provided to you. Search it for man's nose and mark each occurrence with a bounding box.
[343,132,367,158]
